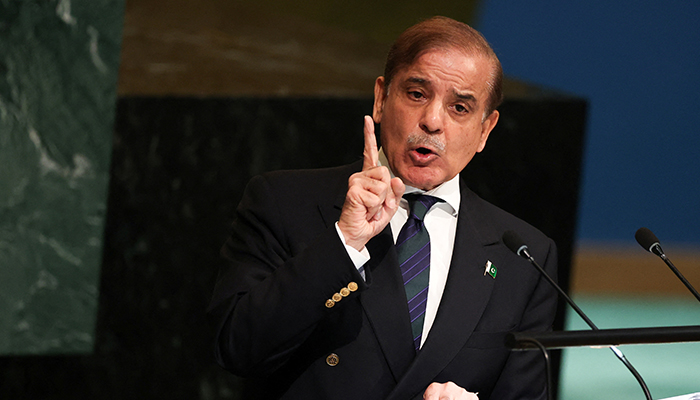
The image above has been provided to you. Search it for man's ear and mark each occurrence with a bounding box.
[476,110,499,153]
[372,76,387,123]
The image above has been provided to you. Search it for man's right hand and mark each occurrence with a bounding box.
[338,116,405,251]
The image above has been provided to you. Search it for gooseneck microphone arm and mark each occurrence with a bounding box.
[635,227,700,303]
[502,230,653,400]
[503,232,598,329]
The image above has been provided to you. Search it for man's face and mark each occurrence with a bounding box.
[373,48,499,191]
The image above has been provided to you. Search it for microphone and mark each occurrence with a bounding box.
[503,230,652,400]
[635,227,700,303]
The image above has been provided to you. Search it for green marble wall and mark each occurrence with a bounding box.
[0,0,124,355]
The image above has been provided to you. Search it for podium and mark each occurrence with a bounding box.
[507,325,700,400]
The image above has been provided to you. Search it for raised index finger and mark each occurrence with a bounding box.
[362,115,379,170]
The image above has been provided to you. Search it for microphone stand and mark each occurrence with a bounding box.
[518,246,653,400]
[517,337,553,400]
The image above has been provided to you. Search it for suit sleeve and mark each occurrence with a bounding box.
[489,237,559,400]
[207,174,366,377]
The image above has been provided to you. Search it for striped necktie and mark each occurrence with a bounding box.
[396,193,443,351]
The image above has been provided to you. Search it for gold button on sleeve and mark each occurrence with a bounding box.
[332,293,343,302]
[340,287,350,297]
[347,282,358,292]
[325,299,335,308]
[326,353,339,366]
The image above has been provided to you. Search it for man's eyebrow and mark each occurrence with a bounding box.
[406,77,428,85]
[453,90,477,102]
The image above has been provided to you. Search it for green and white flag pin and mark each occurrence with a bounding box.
[484,261,497,279]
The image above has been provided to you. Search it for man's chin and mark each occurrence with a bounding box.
[400,170,445,191]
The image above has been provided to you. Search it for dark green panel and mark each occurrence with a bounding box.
[0,0,124,355]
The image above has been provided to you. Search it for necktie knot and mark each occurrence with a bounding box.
[404,193,443,221]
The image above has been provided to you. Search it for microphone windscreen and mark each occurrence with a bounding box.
[502,230,526,255]
[635,227,660,252]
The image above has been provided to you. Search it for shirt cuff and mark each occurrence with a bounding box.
[335,222,369,280]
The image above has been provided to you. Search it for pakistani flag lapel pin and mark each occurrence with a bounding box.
[484,260,497,279]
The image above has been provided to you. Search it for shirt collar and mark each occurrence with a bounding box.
[378,148,460,216]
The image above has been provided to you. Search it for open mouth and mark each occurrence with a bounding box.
[409,146,438,164]
[406,134,444,164]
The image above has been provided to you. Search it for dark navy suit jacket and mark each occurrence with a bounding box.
[208,161,558,400]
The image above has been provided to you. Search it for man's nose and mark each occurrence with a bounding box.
[420,100,443,134]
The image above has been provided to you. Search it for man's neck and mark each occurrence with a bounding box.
[377,147,461,214]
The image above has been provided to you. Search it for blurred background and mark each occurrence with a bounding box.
[1,0,698,398]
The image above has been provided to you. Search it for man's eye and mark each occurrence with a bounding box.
[409,91,424,99]
[454,104,468,113]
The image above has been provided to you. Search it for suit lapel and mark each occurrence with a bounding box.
[387,184,501,399]
[360,228,416,380]
[318,181,416,381]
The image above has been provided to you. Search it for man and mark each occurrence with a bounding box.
[208,16,558,400]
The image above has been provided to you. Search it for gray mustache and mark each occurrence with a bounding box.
[407,134,446,153]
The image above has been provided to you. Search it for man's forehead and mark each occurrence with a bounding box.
[411,46,488,68]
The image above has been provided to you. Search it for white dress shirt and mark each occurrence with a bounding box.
[336,148,460,348]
